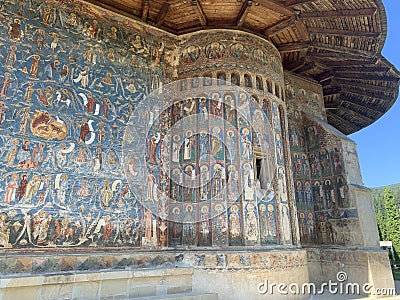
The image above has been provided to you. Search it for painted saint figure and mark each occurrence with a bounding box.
[4,174,19,204]
[200,206,210,244]
[0,214,11,248]
[0,102,7,126]
[211,127,222,157]
[17,107,30,135]
[76,180,90,197]
[17,174,28,201]
[245,203,258,242]
[8,18,24,42]
[148,132,160,164]
[56,174,69,205]
[24,175,41,203]
[101,180,113,207]
[4,140,19,166]
[5,46,17,70]
[147,171,156,201]
[229,205,241,240]
[29,55,42,78]
[227,167,238,200]
[79,118,90,143]
[32,211,52,246]
[1,73,12,99]
[125,153,137,178]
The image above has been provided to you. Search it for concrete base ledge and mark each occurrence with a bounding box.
[0,267,194,300]
[129,292,219,300]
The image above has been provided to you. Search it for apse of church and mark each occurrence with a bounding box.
[285,74,362,247]
[0,0,303,251]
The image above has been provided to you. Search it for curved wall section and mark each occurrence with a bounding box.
[179,30,285,101]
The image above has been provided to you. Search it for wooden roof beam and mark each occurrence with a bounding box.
[281,0,319,7]
[323,87,341,96]
[318,59,378,67]
[264,15,297,37]
[316,70,334,82]
[339,105,375,123]
[192,0,207,26]
[308,27,381,38]
[335,79,398,92]
[307,51,373,60]
[335,79,393,93]
[326,111,361,133]
[334,66,391,73]
[142,0,149,21]
[285,57,306,71]
[342,87,391,101]
[277,41,310,52]
[324,98,340,109]
[295,62,315,74]
[300,7,377,19]
[256,0,295,17]
[157,2,170,26]
[335,73,400,83]
[236,0,252,26]
[341,95,387,113]
[311,41,372,58]
[340,97,385,114]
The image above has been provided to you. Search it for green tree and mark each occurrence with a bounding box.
[384,187,400,259]
[376,207,386,240]
[374,193,386,240]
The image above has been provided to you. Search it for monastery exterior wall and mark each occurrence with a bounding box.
[0,0,395,298]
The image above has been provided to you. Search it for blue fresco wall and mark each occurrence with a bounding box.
[0,0,167,249]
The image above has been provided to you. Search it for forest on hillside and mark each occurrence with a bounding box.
[373,184,400,200]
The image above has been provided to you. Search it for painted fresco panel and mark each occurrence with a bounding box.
[0,1,285,251]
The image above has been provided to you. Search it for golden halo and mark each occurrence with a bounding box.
[213,164,222,170]
[231,205,238,213]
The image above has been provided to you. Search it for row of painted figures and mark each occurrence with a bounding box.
[1,45,150,99]
[0,12,154,98]
[0,138,123,174]
[0,210,141,248]
[1,0,163,67]
[295,176,348,211]
[292,148,344,179]
[0,78,134,119]
[0,200,278,248]
[1,172,133,209]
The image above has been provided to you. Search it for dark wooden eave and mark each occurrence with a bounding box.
[79,0,400,134]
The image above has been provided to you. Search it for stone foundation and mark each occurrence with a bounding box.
[307,248,395,298]
[0,267,210,300]
[0,249,395,299]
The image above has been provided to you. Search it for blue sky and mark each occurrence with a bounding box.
[349,0,400,188]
